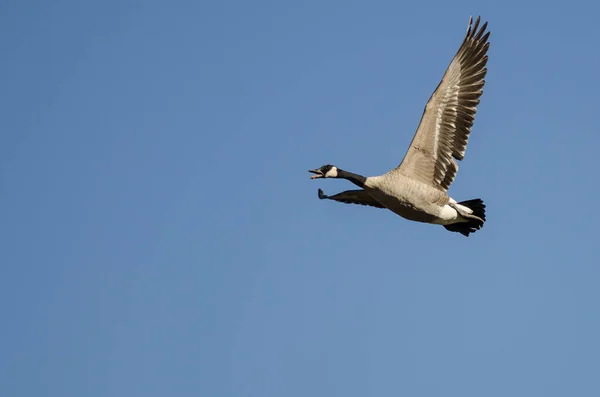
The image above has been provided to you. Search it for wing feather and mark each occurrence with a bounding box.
[317,189,385,209]
[394,16,491,191]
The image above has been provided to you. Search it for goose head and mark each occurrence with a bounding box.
[309,164,339,179]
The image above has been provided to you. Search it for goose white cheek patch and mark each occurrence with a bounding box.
[325,167,338,178]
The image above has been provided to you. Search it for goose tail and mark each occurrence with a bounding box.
[443,199,486,237]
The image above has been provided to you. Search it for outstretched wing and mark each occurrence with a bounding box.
[395,16,490,191]
[317,189,385,209]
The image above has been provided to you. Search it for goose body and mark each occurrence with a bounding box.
[365,174,451,223]
[309,17,490,237]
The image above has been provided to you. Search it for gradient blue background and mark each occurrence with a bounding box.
[2,1,599,396]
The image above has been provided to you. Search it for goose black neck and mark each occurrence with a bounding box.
[337,169,366,188]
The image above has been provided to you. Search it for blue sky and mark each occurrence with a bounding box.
[2,1,600,396]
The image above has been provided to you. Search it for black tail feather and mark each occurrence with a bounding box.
[443,199,486,237]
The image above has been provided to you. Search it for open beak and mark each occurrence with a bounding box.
[309,169,324,179]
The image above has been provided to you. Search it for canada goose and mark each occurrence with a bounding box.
[309,16,490,237]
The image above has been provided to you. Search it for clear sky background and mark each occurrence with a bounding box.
[2,1,600,396]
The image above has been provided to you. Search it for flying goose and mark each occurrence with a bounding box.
[309,16,490,237]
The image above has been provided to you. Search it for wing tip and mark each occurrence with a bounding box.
[467,15,490,41]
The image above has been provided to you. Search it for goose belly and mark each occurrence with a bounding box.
[367,189,439,223]
[364,176,449,224]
